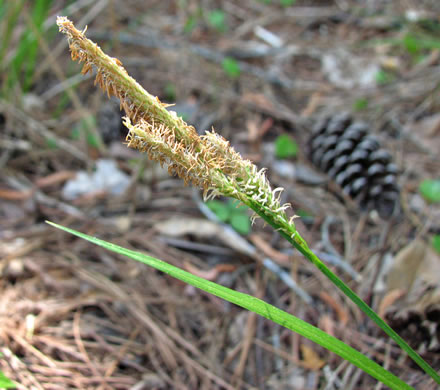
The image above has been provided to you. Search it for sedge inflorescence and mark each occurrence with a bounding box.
[57,16,296,236]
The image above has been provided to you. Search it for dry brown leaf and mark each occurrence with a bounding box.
[300,92,323,117]
[245,119,260,144]
[319,291,349,326]
[386,240,426,292]
[35,171,77,188]
[183,261,220,281]
[318,314,335,337]
[249,234,290,265]
[0,188,33,201]
[385,239,440,315]
[411,113,440,156]
[241,93,275,112]
[183,262,236,281]
[300,344,325,371]
[378,289,406,318]
[383,240,440,361]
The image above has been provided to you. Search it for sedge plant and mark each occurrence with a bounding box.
[51,17,440,389]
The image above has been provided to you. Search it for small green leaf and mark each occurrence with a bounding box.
[432,235,440,254]
[0,371,16,389]
[280,0,296,6]
[230,213,251,235]
[53,90,71,119]
[419,179,440,203]
[72,115,101,148]
[296,209,313,218]
[164,82,176,101]
[207,9,226,32]
[184,15,197,34]
[128,158,141,167]
[403,33,420,56]
[353,98,369,111]
[83,114,97,129]
[207,200,230,222]
[376,69,394,85]
[177,112,189,122]
[222,57,240,79]
[85,130,100,148]
[45,137,58,149]
[418,19,440,35]
[414,53,427,64]
[274,134,298,159]
[70,126,81,140]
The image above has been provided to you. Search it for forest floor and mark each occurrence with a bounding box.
[1,1,440,389]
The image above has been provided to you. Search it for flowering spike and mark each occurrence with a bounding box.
[57,16,298,241]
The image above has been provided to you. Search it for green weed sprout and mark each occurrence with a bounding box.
[56,17,440,388]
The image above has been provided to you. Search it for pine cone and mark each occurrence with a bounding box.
[385,307,440,367]
[308,113,399,217]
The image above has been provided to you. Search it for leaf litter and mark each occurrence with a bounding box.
[1,1,440,389]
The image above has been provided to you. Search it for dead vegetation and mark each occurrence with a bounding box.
[1,1,440,389]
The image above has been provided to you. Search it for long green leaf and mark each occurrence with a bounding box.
[247,202,440,385]
[46,221,413,390]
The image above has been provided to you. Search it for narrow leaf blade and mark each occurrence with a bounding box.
[46,221,413,390]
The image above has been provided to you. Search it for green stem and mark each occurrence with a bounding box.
[247,201,440,385]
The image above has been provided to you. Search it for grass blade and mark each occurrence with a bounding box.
[46,221,414,390]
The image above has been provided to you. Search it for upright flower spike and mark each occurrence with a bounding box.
[57,16,297,240]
